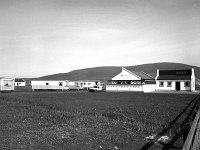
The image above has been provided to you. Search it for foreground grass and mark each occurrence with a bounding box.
[0,91,197,150]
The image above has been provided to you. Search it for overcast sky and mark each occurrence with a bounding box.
[0,0,200,78]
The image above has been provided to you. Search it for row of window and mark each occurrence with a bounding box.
[159,81,190,87]
[45,82,63,86]
[107,85,142,88]
[45,82,96,86]
[83,83,91,85]
[109,81,142,85]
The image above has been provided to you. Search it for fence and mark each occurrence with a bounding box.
[182,108,200,150]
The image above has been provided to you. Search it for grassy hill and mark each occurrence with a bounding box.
[38,62,200,81]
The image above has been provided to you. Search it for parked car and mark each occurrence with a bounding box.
[88,85,104,92]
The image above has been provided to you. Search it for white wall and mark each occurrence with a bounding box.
[106,85,143,92]
[156,80,192,91]
[156,81,175,91]
[143,84,156,93]
[191,68,195,91]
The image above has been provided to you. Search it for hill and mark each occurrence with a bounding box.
[38,62,200,81]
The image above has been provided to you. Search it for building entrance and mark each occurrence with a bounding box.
[176,82,180,91]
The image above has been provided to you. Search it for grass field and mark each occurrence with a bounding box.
[0,90,199,150]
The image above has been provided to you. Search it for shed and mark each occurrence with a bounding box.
[15,78,26,86]
[0,77,15,92]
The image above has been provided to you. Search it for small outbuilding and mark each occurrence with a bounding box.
[0,77,15,92]
[106,67,154,92]
[155,68,195,92]
[31,80,69,91]
[15,79,26,86]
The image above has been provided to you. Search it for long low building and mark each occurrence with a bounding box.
[106,67,154,92]
[31,80,69,91]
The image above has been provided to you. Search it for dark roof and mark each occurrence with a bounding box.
[15,79,25,82]
[128,69,154,80]
[157,69,192,80]
[159,69,191,75]
[157,75,191,80]
[146,73,157,79]
[195,78,200,84]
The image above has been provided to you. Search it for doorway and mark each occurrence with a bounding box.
[176,82,180,91]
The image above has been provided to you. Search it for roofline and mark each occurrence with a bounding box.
[158,68,193,72]
[157,79,191,81]
[141,71,154,79]
[0,77,15,80]
[81,80,101,82]
[123,67,141,80]
[15,79,26,82]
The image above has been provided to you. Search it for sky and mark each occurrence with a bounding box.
[0,0,200,78]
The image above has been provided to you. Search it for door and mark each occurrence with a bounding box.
[176,82,180,91]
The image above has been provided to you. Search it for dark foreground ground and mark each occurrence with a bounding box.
[0,89,199,150]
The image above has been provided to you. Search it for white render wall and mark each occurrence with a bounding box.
[143,84,156,93]
[106,85,143,92]
[31,80,69,91]
[191,68,195,91]
[156,80,191,91]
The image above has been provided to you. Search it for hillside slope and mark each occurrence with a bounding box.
[39,62,200,81]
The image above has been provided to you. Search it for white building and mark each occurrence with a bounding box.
[0,77,15,92]
[82,80,101,90]
[155,68,195,92]
[31,80,69,91]
[106,67,154,92]
[15,79,26,86]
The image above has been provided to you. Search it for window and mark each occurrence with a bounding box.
[159,81,164,87]
[4,80,13,86]
[112,81,117,84]
[59,82,63,86]
[46,82,49,85]
[167,82,172,87]
[185,81,190,87]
